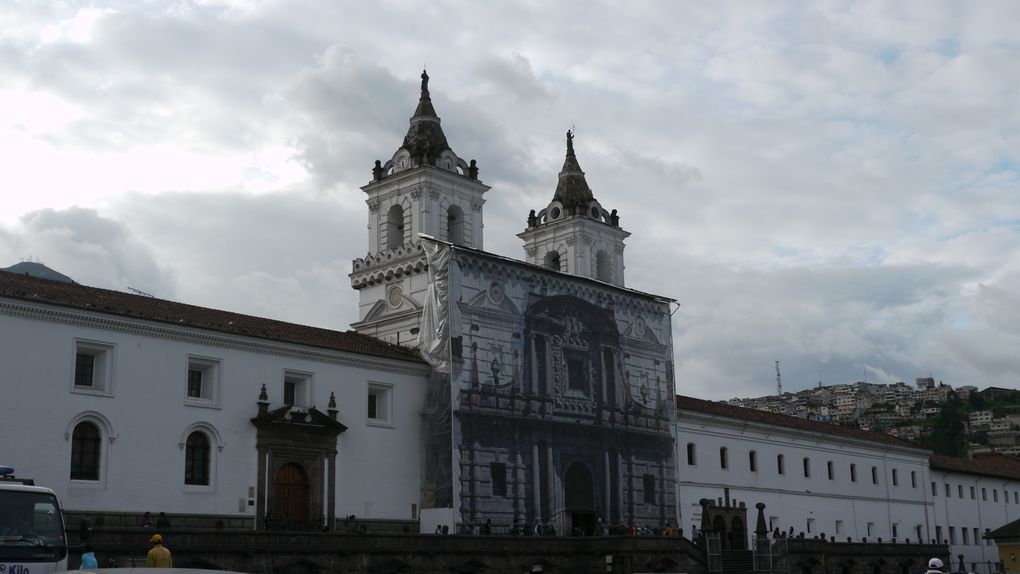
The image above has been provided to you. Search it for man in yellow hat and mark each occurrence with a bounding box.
[146,533,172,568]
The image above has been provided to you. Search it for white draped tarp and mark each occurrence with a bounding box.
[418,238,452,373]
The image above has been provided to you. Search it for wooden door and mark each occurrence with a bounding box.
[273,462,308,527]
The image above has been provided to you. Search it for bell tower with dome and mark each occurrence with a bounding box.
[350,70,490,345]
[518,130,629,287]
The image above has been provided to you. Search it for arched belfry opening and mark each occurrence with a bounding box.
[447,205,464,245]
[596,250,611,282]
[544,251,561,272]
[387,204,405,249]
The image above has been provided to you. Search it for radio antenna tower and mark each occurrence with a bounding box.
[775,360,782,396]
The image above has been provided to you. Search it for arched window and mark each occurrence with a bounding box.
[447,205,465,245]
[719,447,728,470]
[70,422,101,480]
[544,251,561,272]
[595,250,611,282]
[387,204,405,249]
[748,450,757,472]
[185,431,210,485]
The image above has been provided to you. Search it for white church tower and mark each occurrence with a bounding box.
[350,71,489,345]
[518,130,629,287]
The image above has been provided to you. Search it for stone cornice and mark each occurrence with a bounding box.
[0,299,430,377]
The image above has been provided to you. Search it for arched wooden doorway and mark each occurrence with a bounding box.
[273,462,308,527]
[713,515,729,549]
[564,462,596,535]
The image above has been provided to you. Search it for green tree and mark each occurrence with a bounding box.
[928,394,967,456]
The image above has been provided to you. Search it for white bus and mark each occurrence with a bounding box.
[0,466,68,574]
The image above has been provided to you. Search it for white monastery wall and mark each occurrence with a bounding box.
[0,300,427,521]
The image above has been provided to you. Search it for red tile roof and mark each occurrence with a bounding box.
[0,270,426,365]
[676,395,922,450]
[930,452,1020,482]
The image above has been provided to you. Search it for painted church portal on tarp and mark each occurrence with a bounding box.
[420,239,678,535]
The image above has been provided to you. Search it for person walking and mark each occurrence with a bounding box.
[924,557,945,574]
[146,534,172,568]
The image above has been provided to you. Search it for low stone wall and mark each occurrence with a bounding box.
[69,529,708,574]
[771,537,949,574]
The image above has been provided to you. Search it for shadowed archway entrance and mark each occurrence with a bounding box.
[564,462,596,535]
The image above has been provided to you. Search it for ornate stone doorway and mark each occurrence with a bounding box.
[251,387,347,531]
[273,462,309,525]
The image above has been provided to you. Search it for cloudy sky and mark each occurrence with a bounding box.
[2,1,1019,400]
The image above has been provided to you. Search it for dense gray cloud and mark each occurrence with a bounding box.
[2,1,1019,399]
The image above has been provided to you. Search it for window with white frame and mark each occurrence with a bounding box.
[367,382,393,426]
[186,356,221,406]
[283,371,312,407]
[184,431,211,486]
[72,340,114,395]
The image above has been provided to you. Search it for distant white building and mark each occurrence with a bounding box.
[676,396,1020,569]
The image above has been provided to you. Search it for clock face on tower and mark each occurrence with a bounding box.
[388,286,403,307]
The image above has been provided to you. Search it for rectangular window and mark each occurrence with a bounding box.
[932,482,937,496]
[971,486,976,499]
[75,353,95,387]
[949,526,956,545]
[72,340,114,395]
[892,523,898,539]
[367,382,393,426]
[490,462,507,497]
[850,464,857,482]
[945,483,951,497]
[283,371,312,407]
[994,489,999,502]
[803,458,810,478]
[982,487,987,501]
[749,451,757,472]
[936,525,943,543]
[777,454,785,475]
[827,461,834,480]
[188,369,203,398]
[719,447,728,470]
[963,527,969,545]
[871,466,878,485]
[911,471,917,488]
[686,443,696,466]
[806,518,815,533]
[867,522,875,537]
[958,484,964,498]
[186,356,221,405]
[566,351,586,391]
[835,520,844,535]
[916,525,923,542]
[976,528,982,545]
[892,468,898,486]
[1015,492,1018,504]
[643,474,656,504]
